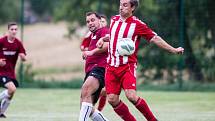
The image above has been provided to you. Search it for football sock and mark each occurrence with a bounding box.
[79,102,93,121]
[113,101,136,121]
[0,98,10,115]
[0,90,10,101]
[135,98,157,121]
[91,109,109,121]
[97,95,106,111]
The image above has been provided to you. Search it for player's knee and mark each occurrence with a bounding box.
[107,94,119,107]
[81,87,90,98]
[81,84,94,97]
[125,91,138,104]
[8,86,16,95]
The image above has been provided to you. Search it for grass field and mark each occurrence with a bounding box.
[0,89,215,121]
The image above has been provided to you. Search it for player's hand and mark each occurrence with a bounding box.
[80,46,85,51]
[175,47,184,54]
[0,58,6,67]
[82,51,94,60]
[96,39,104,49]
[19,53,27,61]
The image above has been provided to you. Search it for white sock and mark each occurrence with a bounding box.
[0,98,10,114]
[91,109,109,121]
[79,102,93,121]
[0,90,10,100]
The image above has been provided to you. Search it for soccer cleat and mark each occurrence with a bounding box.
[0,114,6,118]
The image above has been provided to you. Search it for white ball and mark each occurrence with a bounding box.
[117,38,135,56]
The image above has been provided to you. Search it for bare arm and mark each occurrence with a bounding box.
[96,34,110,48]
[150,36,184,54]
[19,53,27,61]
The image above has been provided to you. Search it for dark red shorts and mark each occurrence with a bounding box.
[105,63,137,95]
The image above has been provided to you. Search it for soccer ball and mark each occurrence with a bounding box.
[117,38,135,56]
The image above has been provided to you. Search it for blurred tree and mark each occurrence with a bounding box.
[28,0,56,16]
[0,0,20,24]
[1,0,213,82]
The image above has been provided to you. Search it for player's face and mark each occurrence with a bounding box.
[119,0,135,18]
[8,25,18,38]
[86,14,100,33]
[100,17,107,27]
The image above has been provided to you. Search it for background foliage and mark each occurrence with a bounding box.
[0,0,214,88]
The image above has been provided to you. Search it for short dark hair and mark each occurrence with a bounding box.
[86,12,101,19]
[99,14,107,20]
[130,0,139,12]
[8,22,17,30]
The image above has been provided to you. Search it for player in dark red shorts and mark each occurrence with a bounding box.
[0,22,26,118]
[79,12,109,121]
[96,0,184,121]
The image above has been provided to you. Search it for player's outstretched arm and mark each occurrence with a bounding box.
[82,38,108,59]
[19,53,27,61]
[96,34,110,49]
[150,36,184,54]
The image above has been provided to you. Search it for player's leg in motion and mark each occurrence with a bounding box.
[107,94,136,121]
[0,81,16,118]
[97,88,107,111]
[79,76,108,121]
[125,89,157,121]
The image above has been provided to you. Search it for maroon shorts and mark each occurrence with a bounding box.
[105,63,137,95]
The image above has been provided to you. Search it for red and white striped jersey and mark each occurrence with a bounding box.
[107,15,157,67]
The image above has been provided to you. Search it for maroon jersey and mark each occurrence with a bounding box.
[80,31,92,49]
[108,15,157,67]
[0,36,26,79]
[85,27,109,73]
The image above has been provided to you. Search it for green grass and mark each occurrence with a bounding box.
[0,89,215,121]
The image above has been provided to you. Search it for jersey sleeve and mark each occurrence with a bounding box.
[0,38,4,58]
[18,40,26,55]
[81,32,91,48]
[136,19,157,42]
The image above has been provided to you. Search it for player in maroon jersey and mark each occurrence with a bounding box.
[79,12,109,121]
[0,22,26,118]
[80,14,108,112]
[96,0,184,121]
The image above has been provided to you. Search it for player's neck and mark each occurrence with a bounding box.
[120,14,132,21]
[7,36,15,43]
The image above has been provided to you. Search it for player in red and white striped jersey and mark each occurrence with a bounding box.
[97,0,184,121]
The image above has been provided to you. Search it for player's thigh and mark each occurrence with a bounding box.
[0,76,16,92]
[105,70,121,95]
[122,71,136,90]
[82,76,100,94]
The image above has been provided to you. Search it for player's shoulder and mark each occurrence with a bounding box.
[0,36,7,43]
[131,16,146,25]
[14,38,23,45]
[111,15,120,21]
[100,26,109,31]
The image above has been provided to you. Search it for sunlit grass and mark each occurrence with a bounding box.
[0,89,214,121]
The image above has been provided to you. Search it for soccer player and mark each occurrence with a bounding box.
[79,12,109,121]
[80,14,108,112]
[0,22,26,118]
[96,0,184,121]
